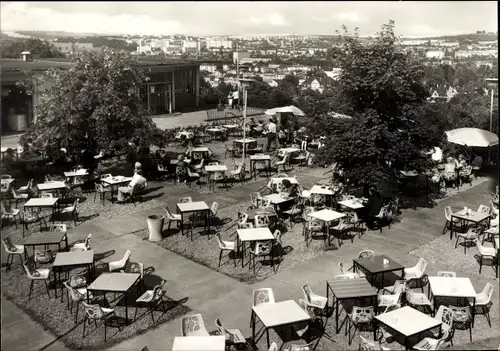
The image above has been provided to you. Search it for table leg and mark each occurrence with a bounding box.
[179,212,185,235]
[266,328,270,349]
[125,292,129,325]
[242,242,246,268]
[205,210,210,239]
[335,297,340,334]
[450,216,455,240]
[251,310,256,344]
[55,268,59,299]
[60,268,64,301]
[65,235,69,251]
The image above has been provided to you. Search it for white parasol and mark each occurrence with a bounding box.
[265,106,305,116]
[445,128,499,147]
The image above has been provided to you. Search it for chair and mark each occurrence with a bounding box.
[434,305,453,342]
[330,218,355,247]
[181,314,210,336]
[442,206,461,235]
[470,282,495,327]
[186,168,201,187]
[374,205,391,233]
[404,258,428,292]
[94,182,112,204]
[490,200,499,217]
[349,211,365,231]
[254,214,270,228]
[455,228,481,254]
[215,234,236,268]
[178,197,192,203]
[230,163,245,184]
[109,249,132,272]
[283,203,303,228]
[225,143,238,158]
[459,166,473,186]
[249,192,262,209]
[482,225,499,245]
[251,288,275,327]
[377,304,400,346]
[337,262,361,279]
[63,281,92,323]
[135,280,167,323]
[449,306,473,343]
[21,209,45,237]
[18,179,33,194]
[286,341,315,351]
[100,173,112,180]
[377,281,406,311]
[22,260,51,300]
[1,201,20,228]
[82,302,118,342]
[346,306,375,345]
[276,154,290,173]
[292,151,310,169]
[123,261,145,293]
[477,204,491,215]
[302,283,328,315]
[475,239,497,274]
[405,288,433,315]
[11,187,29,206]
[413,330,450,350]
[360,335,391,351]
[249,241,274,274]
[268,342,279,351]
[60,199,80,226]
[71,233,92,251]
[164,206,183,233]
[215,318,246,348]
[2,237,24,269]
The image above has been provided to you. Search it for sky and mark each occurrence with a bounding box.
[0,1,498,37]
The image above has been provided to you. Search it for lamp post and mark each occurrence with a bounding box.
[238,78,255,163]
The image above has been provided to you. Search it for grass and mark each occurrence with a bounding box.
[1,263,190,350]
[136,201,330,284]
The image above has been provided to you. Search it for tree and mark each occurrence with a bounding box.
[318,21,438,189]
[1,38,65,59]
[19,49,158,155]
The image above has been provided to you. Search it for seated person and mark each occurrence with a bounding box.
[254,121,264,134]
[279,179,299,211]
[175,155,188,182]
[456,154,467,170]
[470,153,483,170]
[363,187,384,229]
[117,162,147,201]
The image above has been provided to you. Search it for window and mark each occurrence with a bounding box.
[174,69,194,94]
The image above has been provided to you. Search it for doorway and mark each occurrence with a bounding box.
[147,83,171,115]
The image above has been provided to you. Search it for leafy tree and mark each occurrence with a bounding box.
[1,38,65,59]
[19,49,158,155]
[317,21,439,188]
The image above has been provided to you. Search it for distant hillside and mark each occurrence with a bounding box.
[16,30,100,40]
[423,32,497,41]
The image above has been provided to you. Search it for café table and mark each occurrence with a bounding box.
[233,138,257,153]
[23,197,60,222]
[375,306,442,350]
[222,124,239,137]
[352,254,405,287]
[236,227,275,268]
[428,276,476,316]
[177,201,210,238]
[267,177,299,193]
[64,169,89,178]
[205,165,229,191]
[206,127,227,141]
[172,336,226,351]
[249,154,271,179]
[277,147,300,156]
[87,272,140,325]
[53,250,95,299]
[309,185,336,195]
[326,278,378,333]
[308,209,346,248]
[251,300,311,349]
[450,208,491,240]
[101,176,133,202]
[338,198,365,210]
[22,231,69,258]
[37,181,67,197]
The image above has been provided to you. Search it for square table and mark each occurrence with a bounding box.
[338,198,365,210]
[177,201,211,238]
[450,209,491,239]
[249,155,272,179]
[64,170,89,178]
[352,254,405,287]
[375,306,442,350]
[101,176,133,202]
[206,127,227,141]
[37,181,67,198]
[263,193,294,206]
[205,165,229,191]
[252,300,311,349]
[237,227,275,268]
[309,209,346,247]
[309,185,336,196]
[87,272,140,324]
[22,231,69,257]
[24,197,60,222]
[428,276,476,315]
[278,147,300,155]
[53,250,95,299]
[172,336,226,351]
[326,278,379,333]
[267,177,299,193]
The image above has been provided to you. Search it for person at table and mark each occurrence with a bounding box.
[364,186,384,229]
[117,162,148,201]
[471,153,483,172]
[279,179,299,211]
[248,117,258,136]
[265,118,278,152]
[175,155,188,183]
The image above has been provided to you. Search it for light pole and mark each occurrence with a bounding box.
[238,78,255,163]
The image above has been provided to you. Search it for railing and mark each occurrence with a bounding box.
[205,106,266,124]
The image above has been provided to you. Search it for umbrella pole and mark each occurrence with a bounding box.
[241,89,247,164]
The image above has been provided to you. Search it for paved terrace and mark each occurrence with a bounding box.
[2,168,499,351]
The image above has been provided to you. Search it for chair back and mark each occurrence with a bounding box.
[215,318,228,338]
[100,173,112,179]
[210,201,218,216]
[95,182,105,193]
[237,212,248,224]
[351,306,374,322]
[64,281,85,302]
[254,214,270,228]
[0,174,12,180]
[254,241,272,255]
[2,237,17,253]
[260,198,272,208]
[383,303,401,314]
[392,280,407,295]
[151,280,166,302]
[178,197,192,203]
[239,222,254,229]
[302,284,315,304]
[302,206,315,221]
[252,288,275,306]
[449,305,471,323]
[444,206,452,221]
[40,192,53,198]
[250,192,261,208]
[358,250,375,259]
[165,206,176,220]
[126,261,144,279]
[82,302,106,320]
[477,204,491,214]
[122,249,132,264]
[437,271,456,278]
[435,305,453,331]
[1,201,15,215]
[84,234,92,249]
[51,223,67,232]
[478,282,494,304]
[215,234,228,250]
[415,258,427,276]
[273,229,283,244]
[181,314,209,337]
[22,260,38,279]
[298,298,309,313]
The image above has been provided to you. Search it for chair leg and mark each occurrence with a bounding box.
[75,303,80,323]
[44,279,51,298]
[82,316,87,338]
[455,237,460,249]
[149,305,155,323]
[104,319,107,342]
[28,280,34,300]
[479,257,482,274]
[218,250,223,268]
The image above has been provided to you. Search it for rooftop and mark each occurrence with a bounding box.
[0,58,74,72]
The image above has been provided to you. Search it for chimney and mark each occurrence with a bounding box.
[21,51,32,62]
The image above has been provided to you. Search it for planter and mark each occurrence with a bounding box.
[147,215,165,242]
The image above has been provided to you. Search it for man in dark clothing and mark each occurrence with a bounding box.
[471,153,483,170]
[364,187,384,229]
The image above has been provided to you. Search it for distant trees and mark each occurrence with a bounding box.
[1,38,64,59]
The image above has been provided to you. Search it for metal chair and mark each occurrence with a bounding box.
[346,306,375,345]
[215,318,247,348]
[2,237,24,269]
[82,302,119,342]
[22,260,51,300]
[250,288,275,327]
[215,234,236,268]
[134,280,168,323]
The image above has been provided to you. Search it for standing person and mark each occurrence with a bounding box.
[227,91,233,109]
[265,118,278,152]
[364,186,384,230]
[232,88,239,110]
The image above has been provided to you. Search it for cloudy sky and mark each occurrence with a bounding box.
[1,1,497,37]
